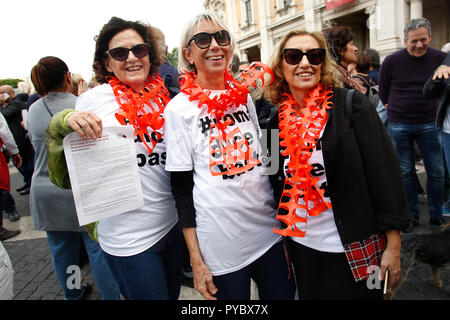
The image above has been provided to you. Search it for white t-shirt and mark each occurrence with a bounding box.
[0,241,13,300]
[164,91,281,276]
[285,123,345,253]
[75,84,178,257]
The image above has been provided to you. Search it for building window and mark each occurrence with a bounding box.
[245,0,253,25]
[283,0,292,8]
[277,0,292,13]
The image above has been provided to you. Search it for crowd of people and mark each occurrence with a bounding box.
[0,13,449,301]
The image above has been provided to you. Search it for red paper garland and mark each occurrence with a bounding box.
[179,62,274,176]
[274,83,334,238]
[107,74,170,154]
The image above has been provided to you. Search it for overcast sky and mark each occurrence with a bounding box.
[0,0,205,81]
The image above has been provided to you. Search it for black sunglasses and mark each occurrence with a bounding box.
[105,43,151,61]
[282,48,326,65]
[187,30,231,49]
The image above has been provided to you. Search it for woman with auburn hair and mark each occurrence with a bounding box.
[163,13,295,300]
[264,30,409,299]
[46,17,181,300]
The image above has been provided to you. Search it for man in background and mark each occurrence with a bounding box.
[379,18,447,231]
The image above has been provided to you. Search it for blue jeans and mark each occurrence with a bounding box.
[103,225,181,300]
[212,240,295,300]
[46,231,121,300]
[441,131,450,206]
[0,190,15,226]
[387,122,444,219]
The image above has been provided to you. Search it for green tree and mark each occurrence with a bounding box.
[0,78,24,88]
[167,48,179,68]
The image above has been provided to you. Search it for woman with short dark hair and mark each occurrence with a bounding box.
[323,26,366,95]
[28,56,120,300]
[46,17,181,300]
[92,17,163,85]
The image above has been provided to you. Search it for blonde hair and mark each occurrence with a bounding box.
[265,30,342,105]
[178,12,235,73]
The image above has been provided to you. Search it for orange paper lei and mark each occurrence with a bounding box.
[274,83,333,238]
[107,74,170,154]
[179,62,274,176]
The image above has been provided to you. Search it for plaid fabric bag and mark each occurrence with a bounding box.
[343,233,386,282]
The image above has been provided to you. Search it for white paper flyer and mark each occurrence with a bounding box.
[63,126,143,226]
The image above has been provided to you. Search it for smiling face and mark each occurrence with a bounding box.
[405,26,431,58]
[340,40,358,67]
[183,19,231,88]
[105,29,151,91]
[282,35,322,99]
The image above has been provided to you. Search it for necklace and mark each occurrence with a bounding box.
[107,75,170,154]
[274,83,333,238]
[179,63,274,176]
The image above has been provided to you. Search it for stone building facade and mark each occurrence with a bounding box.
[204,0,450,63]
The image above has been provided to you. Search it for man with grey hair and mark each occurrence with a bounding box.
[379,18,447,231]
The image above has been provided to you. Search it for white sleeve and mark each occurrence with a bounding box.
[75,91,91,111]
[0,113,19,154]
[163,101,194,172]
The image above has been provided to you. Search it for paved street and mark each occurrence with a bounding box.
[2,163,449,300]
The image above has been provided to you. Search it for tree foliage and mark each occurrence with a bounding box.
[0,78,23,88]
[167,48,179,68]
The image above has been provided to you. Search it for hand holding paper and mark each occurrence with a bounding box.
[63,126,143,226]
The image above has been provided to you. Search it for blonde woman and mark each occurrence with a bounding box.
[163,13,295,300]
[264,30,409,299]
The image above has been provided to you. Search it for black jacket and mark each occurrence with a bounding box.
[1,93,32,154]
[264,87,409,245]
[423,52,450,129]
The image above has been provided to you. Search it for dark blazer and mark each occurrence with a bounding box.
[423,52,450,129]
[264,87,409,245]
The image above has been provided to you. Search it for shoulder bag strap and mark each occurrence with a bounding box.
[345,89,355,125]
[42,97,54,117]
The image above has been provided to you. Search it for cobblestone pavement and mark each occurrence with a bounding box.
[2,163,450,300]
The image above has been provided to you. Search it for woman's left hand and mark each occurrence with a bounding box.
[379,230,402,289]
[379,247,401,289]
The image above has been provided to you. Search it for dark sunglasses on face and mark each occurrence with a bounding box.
[282,48,326,66]
[105,43,151,61]
[187,30,231,49]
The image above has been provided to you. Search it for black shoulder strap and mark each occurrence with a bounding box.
[42,97,54,117]
[345,89,355,124]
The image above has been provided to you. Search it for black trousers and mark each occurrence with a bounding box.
[0,189,16,228]
[288,239,383,300]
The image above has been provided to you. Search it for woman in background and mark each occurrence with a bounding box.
[28,56,120,300]
[323,26,366,95]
